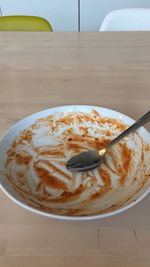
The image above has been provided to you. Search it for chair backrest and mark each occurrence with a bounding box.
[100,8,150,31]
[0,15,52,31]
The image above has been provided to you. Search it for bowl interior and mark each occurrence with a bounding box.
[0,105,150,220]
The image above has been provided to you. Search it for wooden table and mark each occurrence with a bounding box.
[0,32,150,267]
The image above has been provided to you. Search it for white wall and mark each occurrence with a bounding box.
[81,0,150,31]
[1,0,150,31]
[0,0,78,31]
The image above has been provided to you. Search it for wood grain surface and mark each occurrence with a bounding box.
[0,32,150,267]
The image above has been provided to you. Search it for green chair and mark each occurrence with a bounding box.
[0,15,52,31]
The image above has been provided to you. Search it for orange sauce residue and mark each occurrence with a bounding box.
[79,127,89,135]
[20,129,33,143]
[41,115,54,126]
[59,185,84,202]
[103,159,118,175]
[88,138,110,150]
[90,188,106,200]
[35,160,71,180]
[16,172,24,179]
[98,168,111,187]
[68,143,81,153]
[107,143,132,185]
[31,123,40,130]
[51,126,57,132]
[35,167,67,190]
[109,150,120,172]
[98,117,127,132]
[36,181,43,192]
[65,128,74,135]
[137,134,150,164]
[66,209,82,216]
[76,115,83,124]
[81,115,95,124]
[92,109,100,117]
[144,144,150,152]
[12,140,17,149]
[66,133,110,153]
[119,143,131,174]
[90,168,111,201]
[39,150,64,158]
[105,130,112,137]
[7,148,15,160]
[67,134,84,142]
[58,116,74,125]
[141,143,145,163]
[15,153,32,165]
[6,141,17,161]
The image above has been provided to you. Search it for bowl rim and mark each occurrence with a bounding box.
[0,104,150,221]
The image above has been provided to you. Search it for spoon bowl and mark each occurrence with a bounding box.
[66,150,102,172]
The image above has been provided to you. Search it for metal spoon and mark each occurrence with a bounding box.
[66,110,150,172]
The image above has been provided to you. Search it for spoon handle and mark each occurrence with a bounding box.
[106,110,150,151]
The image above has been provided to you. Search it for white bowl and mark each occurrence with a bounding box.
[0,105,150,221]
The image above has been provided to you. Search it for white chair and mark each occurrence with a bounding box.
[100,8,150,31]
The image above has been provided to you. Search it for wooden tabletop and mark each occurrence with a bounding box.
[0,32,150,267]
